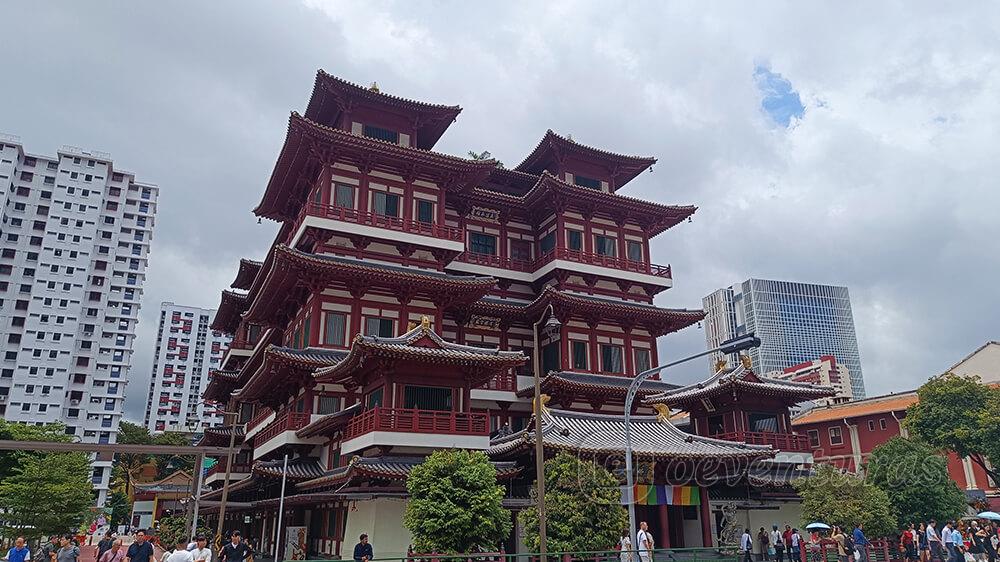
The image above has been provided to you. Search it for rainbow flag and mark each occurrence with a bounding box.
[620,485,701,506]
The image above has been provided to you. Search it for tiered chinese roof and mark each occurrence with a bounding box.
[487,407,773,461]
[297,455,522,491]
[235,346,348,405]
[203,369,240,402]
[231,258,263,291]
[470,288,704,337]
[253,457,326,481]
[254,113,497,221]
[304,70,462,150]
[516,130,657,190]
[517,371,679,404]
[211,290,249,334]
[645,364,837,409]
[197,424,245,447]
[242,245,497,325]
[315,320,526,388]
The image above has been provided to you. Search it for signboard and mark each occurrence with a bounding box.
[470,206,500,223]
[468,315,501,330]
[284,526,307,561]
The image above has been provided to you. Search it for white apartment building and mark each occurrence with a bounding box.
[0,134,158,505]
[143,302,229,433]
[769,354,854,407]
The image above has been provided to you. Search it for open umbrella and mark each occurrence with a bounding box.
[977,511,1000,521]
[806,523,832,531]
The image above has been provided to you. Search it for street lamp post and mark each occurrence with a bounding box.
[532,303,561,561]
[623,334,761,553]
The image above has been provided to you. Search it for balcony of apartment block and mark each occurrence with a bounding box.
[450,247,672,288]
[203,457,253,486]
[711,430,812,454]
[288,202,466,253]
[251,410,324,459]
[340,407,490,455]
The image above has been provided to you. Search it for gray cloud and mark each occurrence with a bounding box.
[2,2,996,420]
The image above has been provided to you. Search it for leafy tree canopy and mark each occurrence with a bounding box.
[519,452,628,552]
[0,449,93,540]
[157,515,212,548]
[904,373,1000,484]
[793,464,895,538]
[404,449,512,553]
[0,419,72,482]
[866,437,967,528]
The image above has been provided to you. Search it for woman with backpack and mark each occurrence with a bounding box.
[832,526,849,562]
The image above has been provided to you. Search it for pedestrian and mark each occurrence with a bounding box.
[36,536,59,562]
[772,525,786,562]
[902,524,917,562]
[99,541,125,562]
[165,541,192,562]
[637,522,654,562]
[784,526,794,562]
[190,536,211,562]
[5,537,30,562]
[742,529,754,562]
[920,523,930,562]
[973,522,989,562]
[619,529,633,562]
[790,528,802,562]
[96,533,114,562]
[352,534,373,562]
[760,527,772,561]
[944,521,958,562]
[984,523,997,562]
[853,524,869,562]
[929,520,943,562]
[220,532,252,562]
[124,530,154,562]
[56,535,80,562]
[831,526,848,562]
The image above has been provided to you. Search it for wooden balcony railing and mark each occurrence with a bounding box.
[206,459,252,477]
[344,407,489,441]
[481,373,517,392]
[713,430,811,452]
[254,412,311,446]
[295,202,463,242]
[455,248,671,279]
[246,408,273,433]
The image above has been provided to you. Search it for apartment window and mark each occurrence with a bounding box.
[539,232,556,254]
[571,341,588,370]
[829,426,844,446]
[573,174,601,190]
[362,124,400,143]
[600,344,624,374]
[634,348,651,373]
[416,200,434,224]
[807,429,820,448]
[567,230,583,251]
[879,418,888,430]
[594,235,617,257]
[333,183,354,209]
[323,312,347,346]
[627,241,644,262]
[364,317,394,338]
[372,191,399,217]
[403,385,453,411]
[469,233,497,256]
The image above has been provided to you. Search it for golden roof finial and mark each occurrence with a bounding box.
[369,81,380,93]
[714,358,728,372]
[532,393,551,414]
[740,355,753,370]
[420,315,431,331]
[407,320,416,332]
[652,403,671,423]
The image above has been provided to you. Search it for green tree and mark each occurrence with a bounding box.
[403,450,512,553]
[157,515,212,548]
[0,449,93,539]
[519,452,628,552]
[152,431,195,478]
[107,491,132,528]
[904,373,1000,484]
[0,419,72,481]
[468,150,504,168]
[793,464,895,538]
[113,421,153,497]
[866,437,967,527]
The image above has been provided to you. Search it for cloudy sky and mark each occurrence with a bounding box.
[2,2,998,421]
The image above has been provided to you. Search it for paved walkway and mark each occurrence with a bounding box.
[78,536,165,562]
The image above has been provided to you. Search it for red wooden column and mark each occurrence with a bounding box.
[700,486,713,546]
[658,504,671,548]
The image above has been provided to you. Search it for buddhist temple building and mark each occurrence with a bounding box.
[197,70,826,557]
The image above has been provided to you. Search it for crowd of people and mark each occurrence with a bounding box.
[2,530,255,562]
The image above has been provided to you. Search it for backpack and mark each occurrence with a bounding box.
[843,535,855,553]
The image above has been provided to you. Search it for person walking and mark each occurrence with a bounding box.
[902,524,918,562]
[760,528,772,561]
[920,523,930,562]
[742,529,754,562]
[831,527,848,562]
[783,526,794,562]
[790,529,802,562]
[929,521,943,562]
[165,541,192,562]
[98,541,125,562]
[56,536,80,562]
[637,522,655,562]
[853,524,869,562]
[352,534,373,562]
[944,522,958,562]
[619,529,633,562]
[96,534,114,562]
[772,525,786,562]
[220,532,252,562]
[5,537,31,562]
[124,530,154,562]
[190,536,211,562]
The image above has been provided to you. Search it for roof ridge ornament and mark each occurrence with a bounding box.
[369,81,380,93]
[651,404,671,423]
[714,358,728,372]
[532,393,551,414]
[740,355,753,369]
[421,315,431,331]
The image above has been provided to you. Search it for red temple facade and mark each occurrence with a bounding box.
[198,70,824,557]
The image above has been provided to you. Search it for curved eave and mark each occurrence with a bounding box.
[254,113,496,221]
[645,368,838,408]
[231,259,263,290]
[203,370,240,402]
[305,70,462,150]
[297,456,522,491]
[517,371,678,399]
[515,130,657,189]
[210,290,249,334]
[237,346,346,402]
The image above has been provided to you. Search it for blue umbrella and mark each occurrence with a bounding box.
[806,523,832,530]
[977,511,1000,521]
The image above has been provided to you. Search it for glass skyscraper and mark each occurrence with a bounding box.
[703,279,865,398]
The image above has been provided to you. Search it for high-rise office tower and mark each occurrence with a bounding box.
[703,278,865,398]
[0,135,158,504]
[143,302,230,433]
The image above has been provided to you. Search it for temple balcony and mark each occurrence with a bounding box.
[252,411,325,460]
[288,202,465,253]
[712,430,812,453]
[340,407,490,455]
[471,372,530,402]
[450,247,672,288]
[203,458,252,486]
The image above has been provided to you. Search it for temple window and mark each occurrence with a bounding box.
[403,385,453,411]
[364,316,395,338]
[372,191,400,217]
[312,185,324,204]
[571,341,589,370]
[316,395,341,415]
[807,429,820,448]
[594,235,617,257]
[572,174,602,190]
[828,425,844,445]
[362,124,400,144]
[469,233,497,256]
[510,240,531,262]
[567,230,583,251]
[333,183,355,209]
[416,200,434,223]
[747,412,778,433]
[302,313,312,346]
[600,344,624,374]
[366,387,384,408]
[539,232,556,254]
[707,414,725,435]
[634,348,651,373]
[323,312,347,346]
[541,342,560,373]
[627,241,644,262]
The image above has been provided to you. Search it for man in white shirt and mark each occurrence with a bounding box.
[637,521,654,562]
[164,541,193,562]
[770,525,785,562]
[943,522,956,562]
[741,530,754,562]
[927,520,941,561]
[189,536,211,562]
